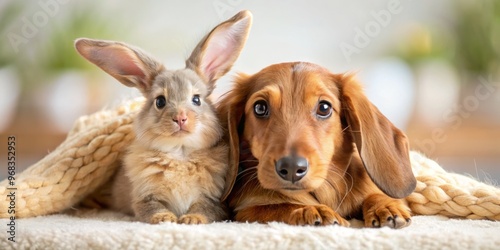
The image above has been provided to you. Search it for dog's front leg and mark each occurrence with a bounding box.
[235,203,350,226]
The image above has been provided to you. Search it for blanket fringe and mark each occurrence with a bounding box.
[1,98,499,220]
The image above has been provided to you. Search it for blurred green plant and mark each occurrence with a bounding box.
[453,0,500,76]
[0,2,23,67]
[36,5,124,73]
[394,24,455,67]
[395,0,500,83]
[3,2,126,87]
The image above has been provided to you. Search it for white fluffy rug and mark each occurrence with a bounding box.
[1,210,499,250]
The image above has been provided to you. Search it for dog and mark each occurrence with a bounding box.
[217,62,416,228]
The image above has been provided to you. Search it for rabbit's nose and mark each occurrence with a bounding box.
[173,113,188,127]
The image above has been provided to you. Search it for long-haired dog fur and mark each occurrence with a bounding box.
[217,62,416,228]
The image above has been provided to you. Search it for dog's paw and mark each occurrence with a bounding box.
[363,194,411,229]
[178,214,209,225]
[289,205,349,226]
[150,211,178,224]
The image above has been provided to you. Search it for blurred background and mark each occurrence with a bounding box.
[0,0,499,183]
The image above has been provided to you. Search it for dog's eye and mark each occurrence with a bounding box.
[316,101,332,119]
[254,100,269,118]
[156,95,166,109]
[192,95,201,106]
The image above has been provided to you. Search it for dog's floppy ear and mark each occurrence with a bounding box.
[218,74,251,202]
[338,75,416,199]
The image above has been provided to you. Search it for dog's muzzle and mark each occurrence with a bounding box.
[275,156,309,183]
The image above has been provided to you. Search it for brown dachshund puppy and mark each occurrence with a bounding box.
[217,62,416,228]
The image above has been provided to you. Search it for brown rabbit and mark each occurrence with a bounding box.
[74,10,252,224]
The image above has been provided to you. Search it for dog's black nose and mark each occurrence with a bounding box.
[275,156,309,183]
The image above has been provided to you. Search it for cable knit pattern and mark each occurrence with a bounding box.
[0,99,142,218]
[407,152,500,220]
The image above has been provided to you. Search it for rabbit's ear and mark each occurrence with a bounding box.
[186,10,252,93]
[75,38,164,93]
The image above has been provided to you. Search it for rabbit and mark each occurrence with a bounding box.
[74,10,252,224]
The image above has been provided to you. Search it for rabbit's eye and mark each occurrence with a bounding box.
[156,96,166,109]
[192,95,201,106]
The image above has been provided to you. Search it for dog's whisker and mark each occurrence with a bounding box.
[341,125,350,133]
[327,166,354,211]
[241,173,258,189]
[237,166,258,174]
[236,167,258,181]
[320,165,350,210]
[318,176,341,202]
[236,173,259,206]
[236,172,256,182]
[236,173,254,182]
[318,168,342,193]
[238,159,259,164]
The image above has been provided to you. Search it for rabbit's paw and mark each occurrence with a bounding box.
[178,213,208,224]
[150,211,177,224]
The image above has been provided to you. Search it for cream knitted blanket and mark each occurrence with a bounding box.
[1,213,500,250]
